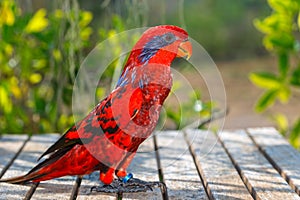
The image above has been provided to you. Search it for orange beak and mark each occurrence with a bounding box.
[176,40,192,60]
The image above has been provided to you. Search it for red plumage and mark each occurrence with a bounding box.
[0,25,192,185]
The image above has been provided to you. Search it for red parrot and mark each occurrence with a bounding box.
[0,25,192,186]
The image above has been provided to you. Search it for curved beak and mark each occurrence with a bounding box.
[177,40,192,60]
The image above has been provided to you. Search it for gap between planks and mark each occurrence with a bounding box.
[184,129,252,200]
[0,134,30,179]
[0,134,31,200]
[247,127,300,196]
[155,131,208,200]
[0,134,77,200]
[77,131,207,200]
[219,129,300,200]
[3,128,298,200]
[76,136,162,200]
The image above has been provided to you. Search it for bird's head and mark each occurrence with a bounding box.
[127,25,192,66]
[116,25,192,88]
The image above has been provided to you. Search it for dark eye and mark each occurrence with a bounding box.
[163,33,176,43]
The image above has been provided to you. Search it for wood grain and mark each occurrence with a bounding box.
[0,128,299,200]
[156,131,208,200]
[0,134,28,177]
[185,129,253,200]
[122,136,162,200]
[219,129,300,200]
[247,127,300,195]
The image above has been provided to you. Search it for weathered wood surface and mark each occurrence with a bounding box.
[247,127,300,196]
[0,135,29,200]
[77,171,117,200]
[220,129,300,200]
[122,137,162,200]
[156,131,207,200]
[0,127,300,200]
[185,129,253,200]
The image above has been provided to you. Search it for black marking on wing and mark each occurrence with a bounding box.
[102,123,120,135]
[101,98,112,114]
[37,115,102,161]
[28,144,75,175]
[37,129,84,161]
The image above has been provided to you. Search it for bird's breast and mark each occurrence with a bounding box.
[101,65,173,150]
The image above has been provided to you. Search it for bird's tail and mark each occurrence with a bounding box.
[0,149,66,184]
[0,133,79,185]
[0,171,44,184]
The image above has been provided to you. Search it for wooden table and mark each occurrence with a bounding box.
[0,127,300,200]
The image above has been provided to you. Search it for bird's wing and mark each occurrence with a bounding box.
[37,85,143,162]
[37,98,110,161]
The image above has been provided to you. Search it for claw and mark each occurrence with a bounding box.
[91,184,115,193]
[91,178,167,193]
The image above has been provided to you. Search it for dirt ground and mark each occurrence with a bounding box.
[215,56,300,129]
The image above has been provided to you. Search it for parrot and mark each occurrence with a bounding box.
[0,25,192,191]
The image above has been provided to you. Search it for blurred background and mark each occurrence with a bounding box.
[0,0,299,149]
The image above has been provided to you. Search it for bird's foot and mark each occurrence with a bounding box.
[91,177,166,193]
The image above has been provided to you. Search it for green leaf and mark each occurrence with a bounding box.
[254,13,293,35]
[290,118,300,149]
[277,86,290,103]
[255,89,278,112]
[290,67,300,87]
[29,73,42,84]
[298,11,300,29]
[249,72,281,89]
[253,18,271,34]
[272,113,288,135]
[278,52,289,77]
[268,0,299,14]
[268,32,295,50]
[62,86,73,105]
[0,84,12,113]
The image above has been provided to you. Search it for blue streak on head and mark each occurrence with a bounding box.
[116,33,176,88]
[138,33,176,64]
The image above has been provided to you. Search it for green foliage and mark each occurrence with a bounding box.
[251,0,300,149]
[0,0,214,135]
[0,0,93,134]
[178,0,269,60]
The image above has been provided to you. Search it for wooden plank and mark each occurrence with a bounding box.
[76,171,117,200]
[77,137,161,200]
[156,131,208,200]
[220,129,300,200]
[123,136,162,200]
[28,134,77,200]
[185,129,253,200]
[0,134,28,176]
[1,134,59,179]
[247,127,300,195]
[0,182,30,200]
[31,175,76,200]
[0,134,76,200]
[0,134,30,200]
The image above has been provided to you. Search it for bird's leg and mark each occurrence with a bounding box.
[91,153,167,193]
[99,168,115,185]
[115,152,136,179]
[90,168,115,193]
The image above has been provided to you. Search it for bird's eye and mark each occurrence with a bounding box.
[163,33,176,43]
